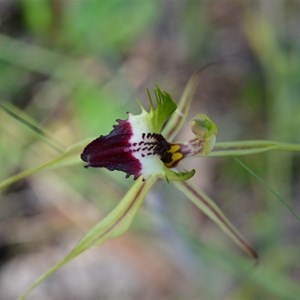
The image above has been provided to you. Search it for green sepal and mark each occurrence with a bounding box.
[0,139,90,191]
[173,180,258,261]
[18,177,157,300]
[210,140,300,157]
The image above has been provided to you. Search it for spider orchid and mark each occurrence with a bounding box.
[16,75,262,300]
[77,85,257,261]
[14,71,300,299]
[81,87,216,182]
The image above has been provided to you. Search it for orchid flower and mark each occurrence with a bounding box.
[81,87,215,182]
[7,71,300,299]
[77,85,257,260]
[17,78,259,300]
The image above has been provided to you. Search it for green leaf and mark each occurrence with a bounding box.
[61,0,159,55]
[0,33,98,86]
[18,177,156,300]
[173,181,258,261]
[20,0,53,36]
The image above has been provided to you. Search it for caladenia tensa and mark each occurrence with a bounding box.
[7,70,300,299]
[78,86,259,260]
[81,87,217,182]
[16,84,256,300]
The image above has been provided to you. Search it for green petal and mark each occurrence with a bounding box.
[210,140,300,156]
[0,139,90,191]
[173,181,258,261]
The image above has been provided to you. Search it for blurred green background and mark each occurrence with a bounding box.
[1,0,300,299]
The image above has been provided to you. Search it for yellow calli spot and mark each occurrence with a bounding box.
[172,152,183,162]
[164,145,184,168]
[169,144,181,153]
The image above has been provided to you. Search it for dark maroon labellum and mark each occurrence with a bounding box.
[81,120,142,180]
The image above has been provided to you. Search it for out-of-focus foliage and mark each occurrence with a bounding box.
[0,0,300,299]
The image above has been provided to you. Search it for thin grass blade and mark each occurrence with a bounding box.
[0,102,64,153]
[234,158,300,223]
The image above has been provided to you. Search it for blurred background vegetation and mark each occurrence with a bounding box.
[0,0,300,299]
